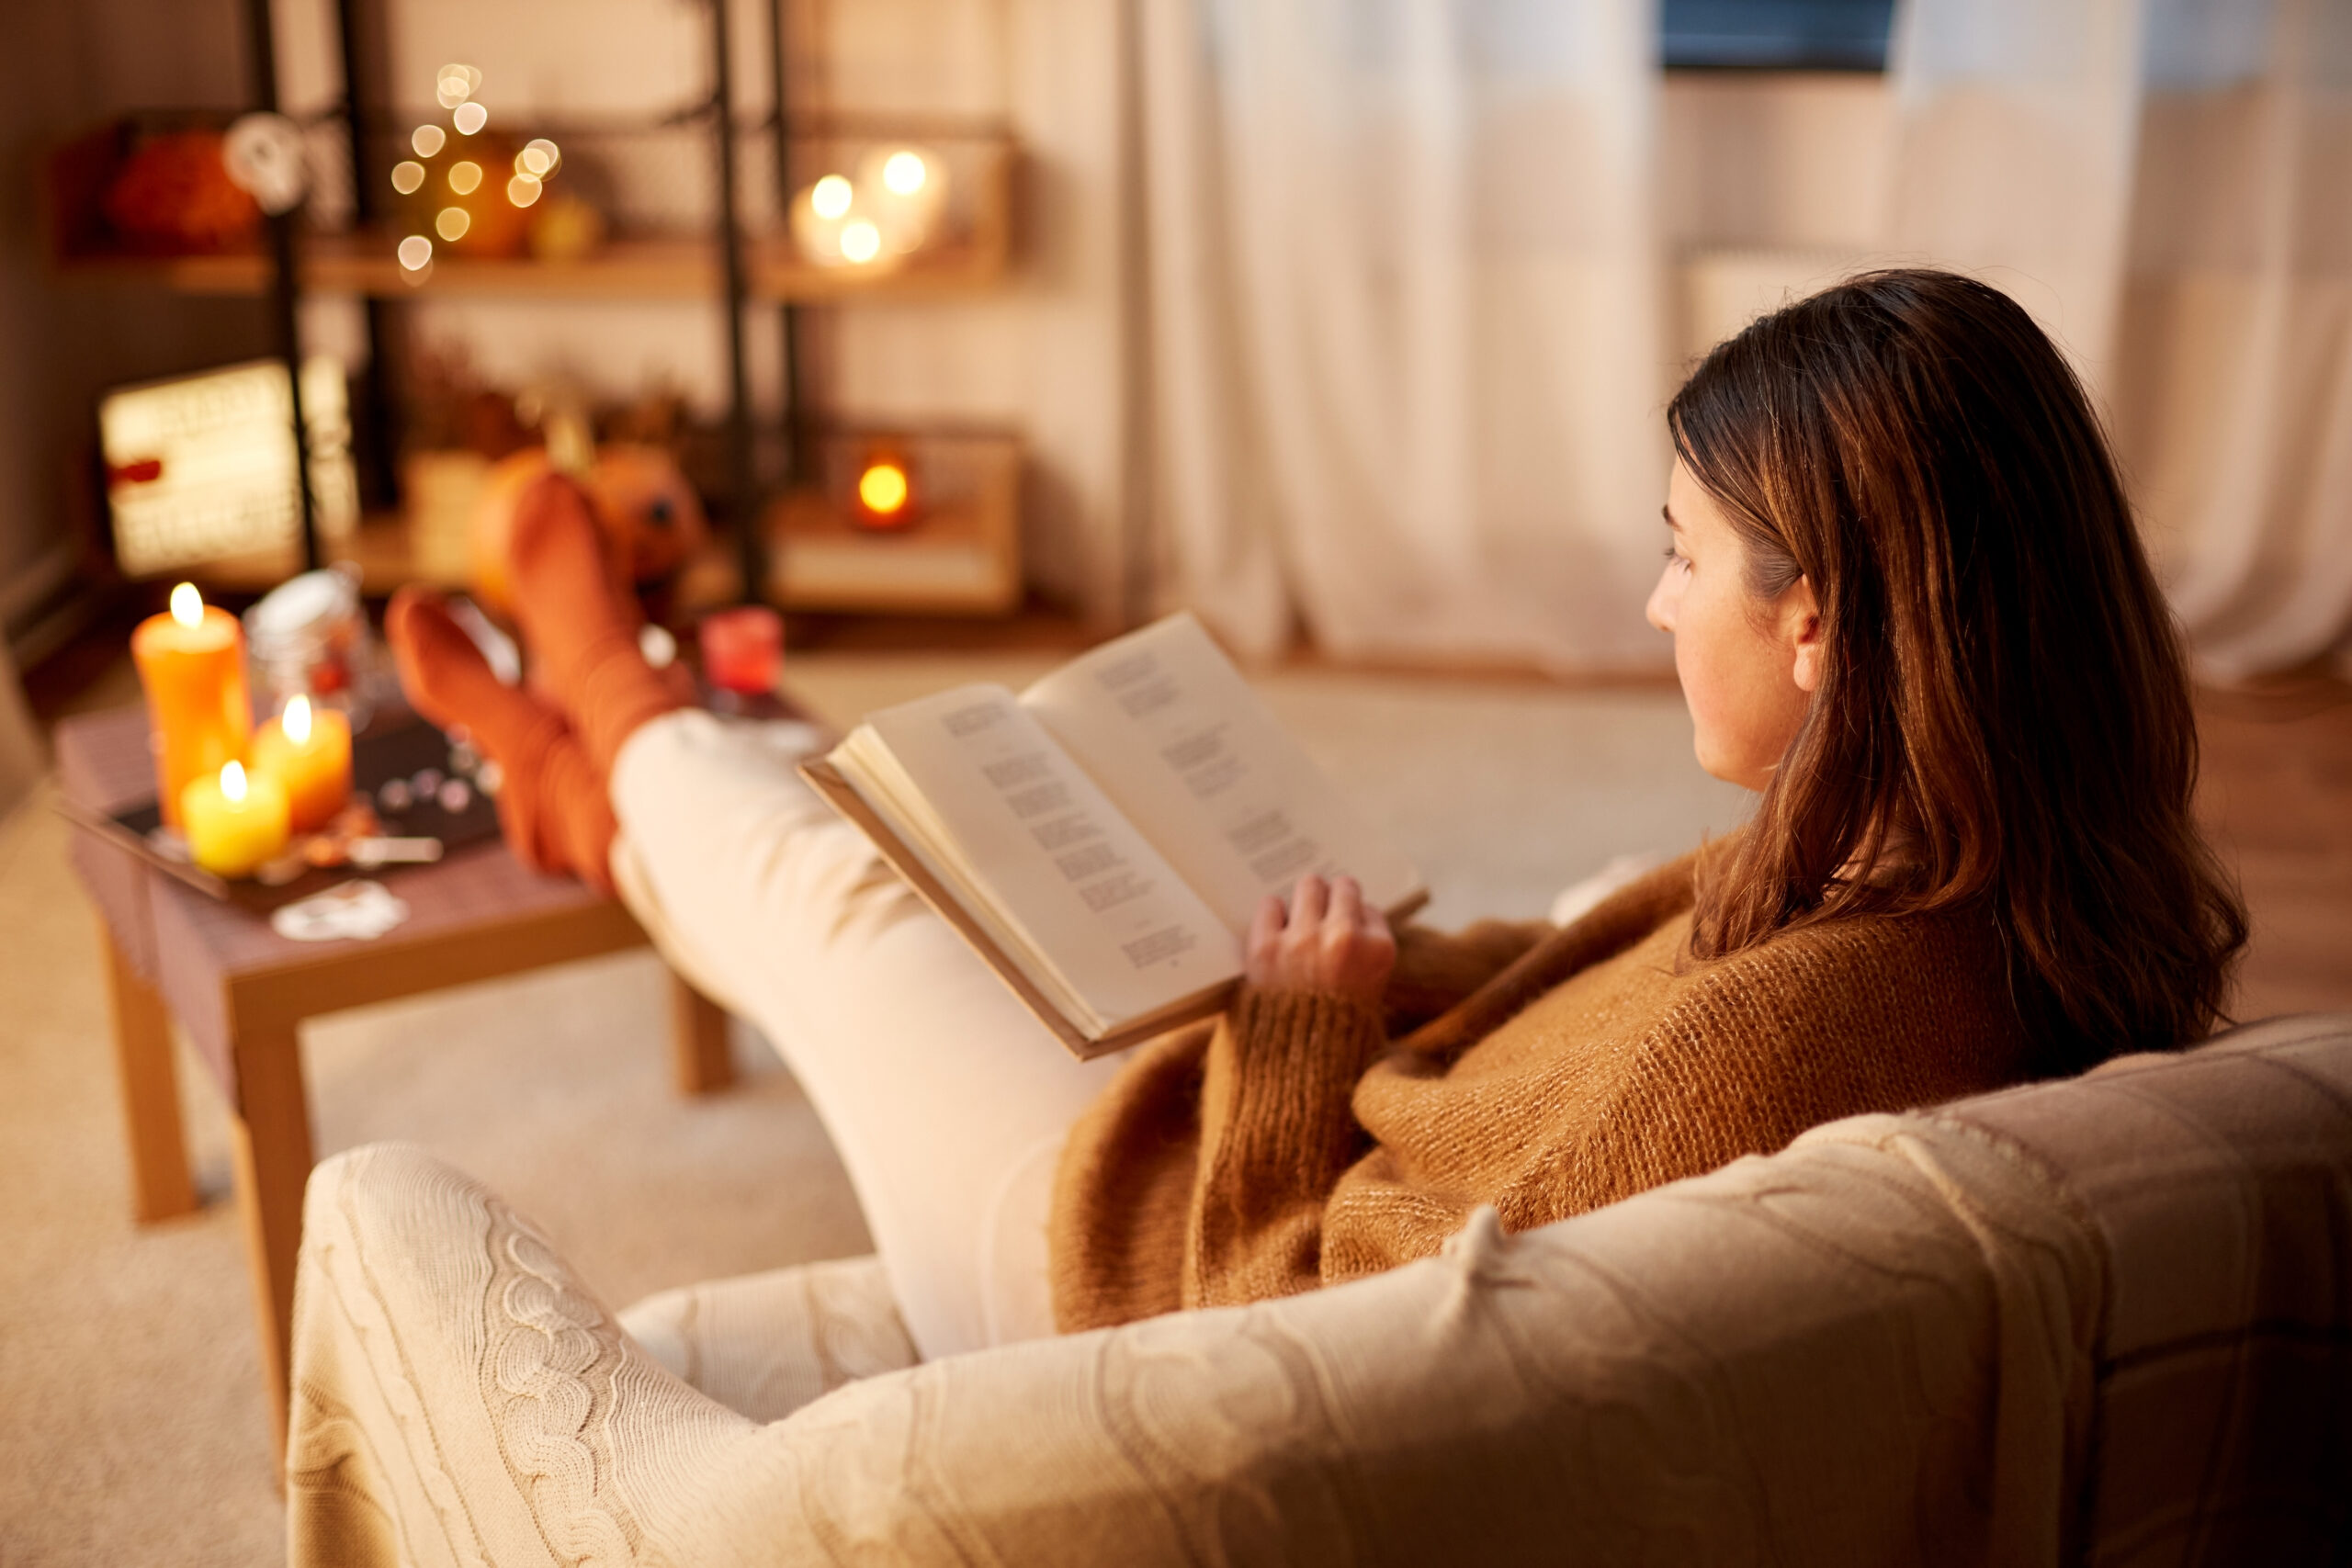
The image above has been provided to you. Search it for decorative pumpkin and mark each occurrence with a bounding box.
[103,130,260,254]
[468,444,708,618]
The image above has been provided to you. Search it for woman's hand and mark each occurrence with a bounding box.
[1245,873,1396,1007]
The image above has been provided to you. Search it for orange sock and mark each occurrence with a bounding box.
[505,473,686,777]
[385,588,620,893]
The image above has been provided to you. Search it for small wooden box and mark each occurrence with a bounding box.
[763,429,1021,615]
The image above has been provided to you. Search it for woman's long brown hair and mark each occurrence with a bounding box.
[1668,268,2245,1070]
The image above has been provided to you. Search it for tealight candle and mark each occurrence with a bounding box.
[180,761,290,878]
[131,582,252,828]
[248,694,353,833]
[698,605,784,694]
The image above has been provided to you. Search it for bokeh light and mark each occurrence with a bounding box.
[435,207,470,241]
[412,124,447,158]
[435,64,481,107]
[840,220,881,263]
[390,160,425,195]
[812,175,853,220]
[447,160,481,195]
[396,235,433,270]
[507,175,542,207]
[857,460,910,518]
[452,102,488,136]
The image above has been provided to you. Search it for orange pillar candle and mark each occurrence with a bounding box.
[179,761,289,877]
[131,583,252,828]
[248,695,353,832]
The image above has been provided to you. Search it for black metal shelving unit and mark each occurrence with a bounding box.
[267,0,779,600]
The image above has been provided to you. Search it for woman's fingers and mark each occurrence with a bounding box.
[1243,873,1396,1003]
[1328,874,1364,933]
[1248,893,1284,957]
[1290,873,1329,928]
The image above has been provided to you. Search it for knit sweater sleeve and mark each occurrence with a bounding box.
[1180,985,1387,1310]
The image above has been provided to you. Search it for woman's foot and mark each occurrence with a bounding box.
[385,587,622,893]
[505,473,687,775]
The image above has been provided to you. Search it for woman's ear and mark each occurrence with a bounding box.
[1785,576,1826,694]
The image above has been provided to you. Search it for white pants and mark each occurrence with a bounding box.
[608,710,1132,1361]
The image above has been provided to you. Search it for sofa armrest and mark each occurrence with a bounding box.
[288,1143,763,1567]
[291,1102,2108,1566]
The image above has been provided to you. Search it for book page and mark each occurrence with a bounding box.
[1020,614,1424,932]
[858,685,1241,1034]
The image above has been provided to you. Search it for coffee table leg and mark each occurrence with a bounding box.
[669,970,736,1095]
[97,920,198,1223]
[230,1019,312,1472]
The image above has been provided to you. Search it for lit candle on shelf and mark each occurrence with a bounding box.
[698,606,784,695]
[854,455,916,529]
[180,761,289,878]
[248,695,353,833]
[130,582,251,828]
[855,144,947,254]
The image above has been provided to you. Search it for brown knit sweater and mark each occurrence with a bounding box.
[1048,853,2036,1331]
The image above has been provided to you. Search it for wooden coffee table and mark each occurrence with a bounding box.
[56,705,734,1466]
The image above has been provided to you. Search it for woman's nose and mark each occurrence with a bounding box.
[1645,569,1676,634]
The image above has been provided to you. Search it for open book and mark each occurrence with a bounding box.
[801,612,1426,1057]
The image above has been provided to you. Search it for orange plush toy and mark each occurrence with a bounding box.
[469,443,707,621]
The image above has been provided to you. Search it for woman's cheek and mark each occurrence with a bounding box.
[1677,598,1773,788]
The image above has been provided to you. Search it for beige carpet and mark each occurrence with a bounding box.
[0,654,1740,1565]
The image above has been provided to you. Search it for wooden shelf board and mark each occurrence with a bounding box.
[174,516,464,598]
[55,229,1006,303]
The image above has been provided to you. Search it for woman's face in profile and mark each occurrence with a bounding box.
[1646,461,1821,792]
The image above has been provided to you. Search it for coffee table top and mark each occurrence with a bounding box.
[58,704,644,1101]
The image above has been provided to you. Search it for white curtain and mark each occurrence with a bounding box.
[1883,0,2352,676]
[1142,0,1669,670]
[1147,0,2352,676]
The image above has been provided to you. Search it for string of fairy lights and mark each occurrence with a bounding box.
[390,67,565,279]
[388,64,948,279]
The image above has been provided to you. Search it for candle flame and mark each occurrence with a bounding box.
[284,694,312,745]
[883,151,928,196]
[858,461,910,516]
[221,761,247,804]
[170,582,203,628]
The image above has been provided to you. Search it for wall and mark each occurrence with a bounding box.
[0,0,1894,650]
[0,0,278,648]
[1658,71,1893,359]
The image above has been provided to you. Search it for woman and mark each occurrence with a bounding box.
[387,267,2245,1358]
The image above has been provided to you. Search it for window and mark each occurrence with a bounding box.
[1660,0,1897,72]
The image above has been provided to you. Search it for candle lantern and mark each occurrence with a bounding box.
[131,582,251,828]
[854,144,947,256]
[789,173,900,274]
[698,606,785,695]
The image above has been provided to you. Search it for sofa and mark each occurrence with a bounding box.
[284,1013,2352,1565]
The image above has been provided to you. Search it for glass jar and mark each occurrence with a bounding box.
[243,564,382,728]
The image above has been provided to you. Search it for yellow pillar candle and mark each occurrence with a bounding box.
[180,761,290,878]
[248,695,353,833]
[131,583,252,829]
